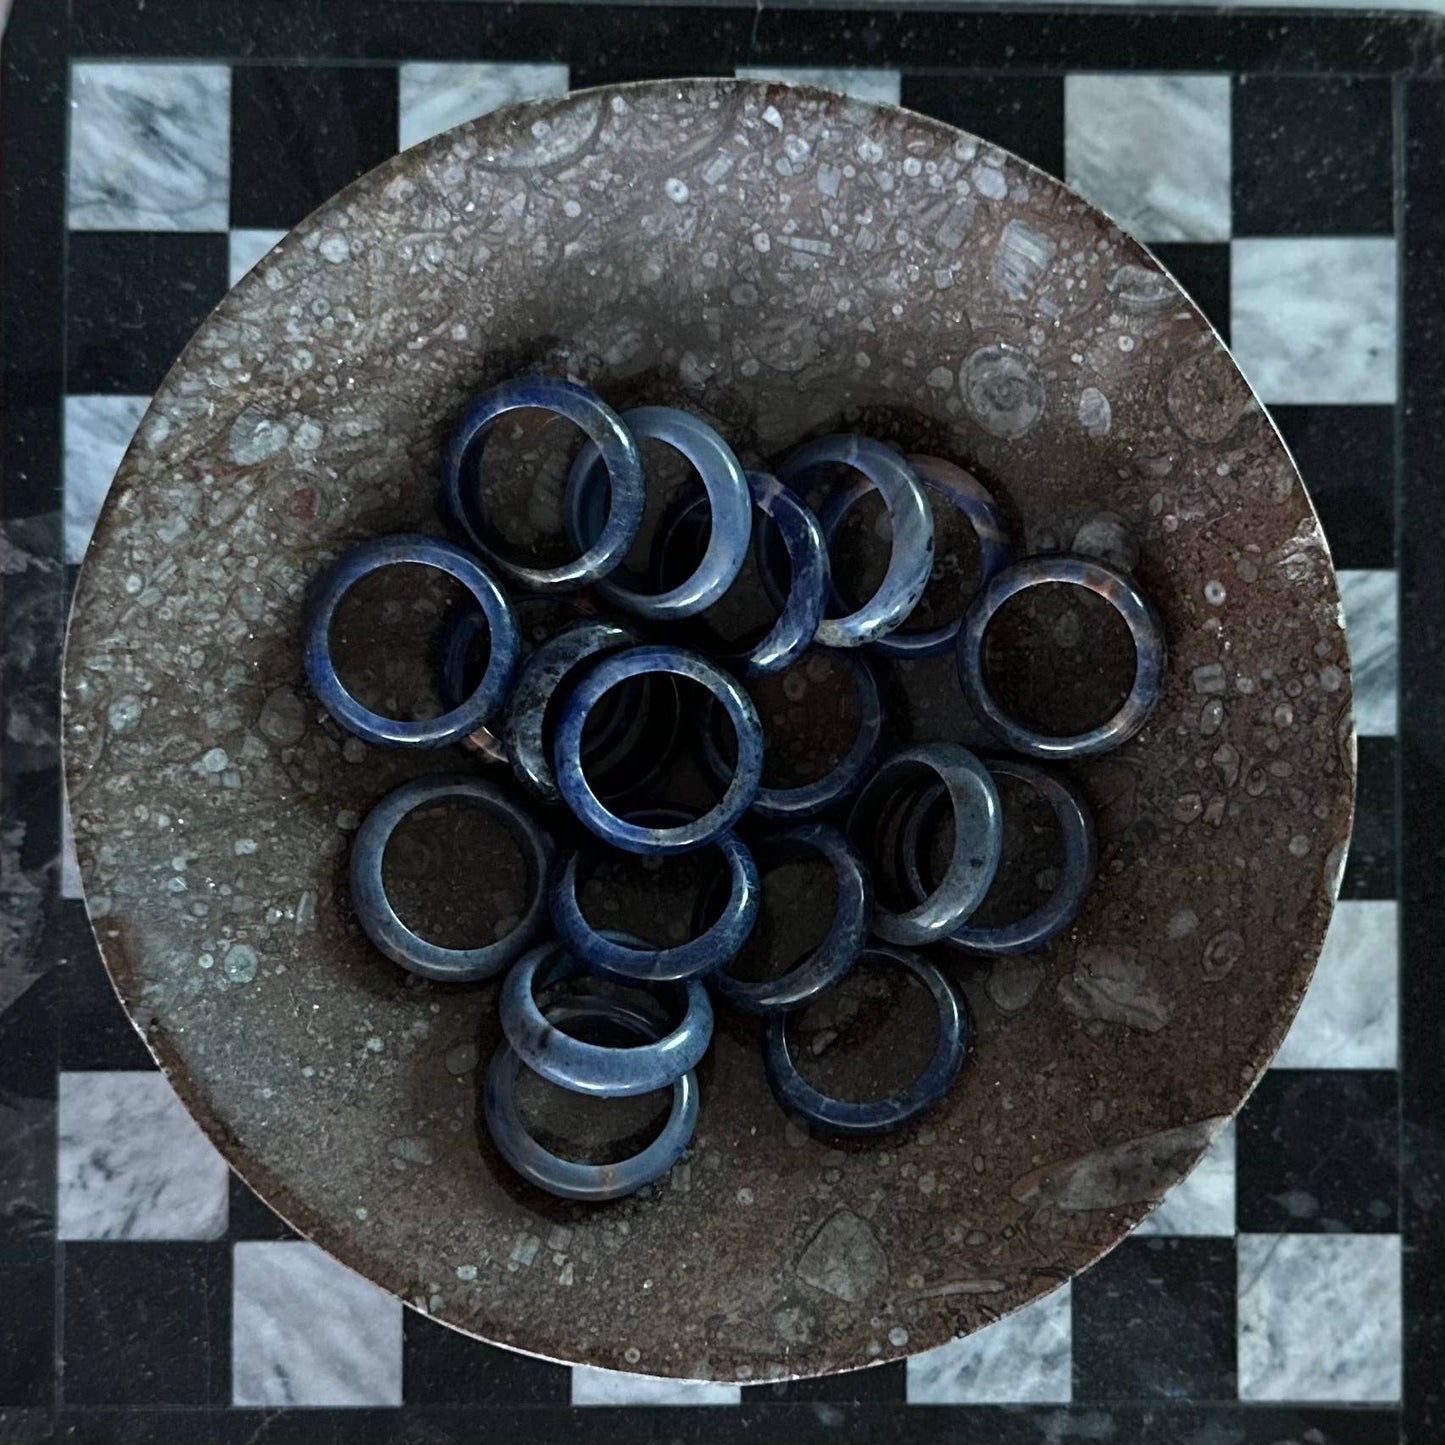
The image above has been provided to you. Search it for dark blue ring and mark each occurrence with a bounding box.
[304,533,520,749]
[763,945,967,1138]
[349,775,552,982]
[442,375,645,591]
[957,553,1166,758]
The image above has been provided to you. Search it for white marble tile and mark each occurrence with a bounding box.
[906,1285,1071,1404]
[232,1241,403,1407]
[1238,1234,1401,1402]
[1337,570,1397,737]
[1231,238,1397,406]
[69,62,230,231]
[571,1367,741,1406]
[1273,900,1398,1070]
[228,229,288,289]
[1135,1120,1236,1236]
[58,1071,229,1240]
[64,395,149,564]
[735,68,902,107]
[1065,75,1230,242]
[398,62,571,151]
[61,799,82,900]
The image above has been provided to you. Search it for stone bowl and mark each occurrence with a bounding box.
[63,79,1354,1382]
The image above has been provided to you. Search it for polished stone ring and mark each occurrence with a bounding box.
[818,454,1011,658]
[305,533,520,749]
[763,945,968,1138]
[847,743,1002,946]
[500,937,713,1095]
[442,375,645,591]
[566,406,752,620]
[777,434,932,648]
[485,994,699,1201]
[554,645,764,854]
[350,775,552,981]
[957,553,1166,758]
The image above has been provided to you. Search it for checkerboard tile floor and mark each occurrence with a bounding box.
[46,54,1401,1416]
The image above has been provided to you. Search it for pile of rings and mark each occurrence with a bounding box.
[304,376,1166,1202]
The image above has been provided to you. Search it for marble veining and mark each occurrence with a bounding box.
[1274,900,1398,1069]
[1135,1121,1236,1236]
[60,801,82,900]
[232,1241,403,1407]
[1065,75,1231,242]
[1337,569,1397,736]
[1231,237,1398,405]
[229,229,288,288]
[64,396,150,564]
[1238,1234,1401,1402]
[57,1071,229,1240]
[906,1285,1071,1403]
[68,63,230,231]
[399,63,571,150]
[571,1367,742,1406]
[734,67,902,106]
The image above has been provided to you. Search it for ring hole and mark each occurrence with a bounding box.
[577,832,731,950]
[380,801,527,950]
[982,582,1135,737]
[330,564,473,721]
[852,761,939,912]
[720,853,838,985]
[515,1068,673,1166]
[790,959,939,1103]
[895,493,984,633]
[535,971,685,1037]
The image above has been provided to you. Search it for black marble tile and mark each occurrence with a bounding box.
[1342,736,1396,901]
[1233,76,1394,237]
[51,1411,224,1444]
[0,1246,54,1407]
[1072,1237,1237,1402]
[402,1311,570,1405]
[55,903,152,1074]
[230,66,399,230]
[60,1244,230,1407]
[1237,1070,1398,1233]
[225,1175,298,1243]
[0,967,57,1244]
[900,75,1064,178]
[746,1360,905,1404]
[1269,405,1395,571]
[66,232,228,395]
[1149,243,1230,345]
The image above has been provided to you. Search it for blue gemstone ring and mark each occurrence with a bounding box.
[485,995,699,1201]
[777,435,933,648]
[565,406,752,620]
[442,375,646,591]
[550,828,760,982]
[554,645,764,854]
[957,553,1166,758]
[304,533,520,749]
[847,743,1002,946]
[817,454,1011,659]
[653,471,828,677]
[709,823,872,1015]
[500,937,713,1095]
[349,775,553,982]
[901,757,1097,956]
[763,945,967,1138]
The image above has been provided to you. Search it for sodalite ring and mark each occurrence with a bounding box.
[957,553,1166,758]
[901,758,1097,956]
[566,406,752,620]
[763,945,967,1138]
[442,375,645,591]
[500,937,713,1095]
[777,434,933,648]
[550,828,760,982]
[817,454,1011,658]
[554,645,764,854]
[350,776,552,982]
[847,743,1002,946]
[485,995,700,1202]
[304,533,521,749]
[708,823,872,1015]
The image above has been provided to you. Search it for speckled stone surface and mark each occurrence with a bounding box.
[62,80,1354,1382]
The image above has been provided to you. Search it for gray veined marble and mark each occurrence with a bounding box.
[68,63,230,232]
[1065,75,1231,242]
[58,1071,229,1240]
[571,1367,742,1406]
[734,67,903,106]
[232,1241,403,1407]
[1274,900,1398,1069]
[64,395,150,564]
[1337,569,1397,737]
[1231,237,1398,405]
[60,800,82,900]
[1134,1120,1235,1236]
[906,1284,1071,1403]
[398,63,571,151]
[229,230,288,288]
[1238,1234,1401,1402]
